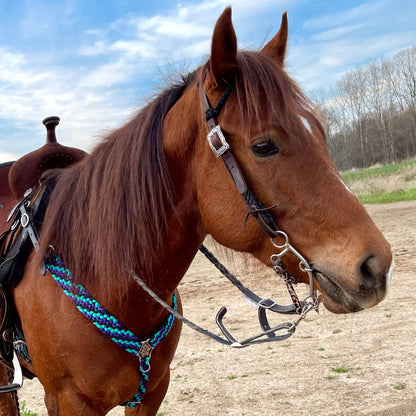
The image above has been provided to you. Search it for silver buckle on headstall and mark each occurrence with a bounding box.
[207,125,229,158]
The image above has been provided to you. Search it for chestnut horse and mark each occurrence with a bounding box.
[0,7,392,415]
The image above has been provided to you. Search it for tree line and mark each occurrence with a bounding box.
[313,45,416,171]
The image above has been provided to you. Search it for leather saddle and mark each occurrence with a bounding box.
[0,116,87,392]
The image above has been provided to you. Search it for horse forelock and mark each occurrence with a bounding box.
[231,51,321,141]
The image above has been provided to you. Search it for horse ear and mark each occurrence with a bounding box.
[209,7,237,87]
[262,11,288,65]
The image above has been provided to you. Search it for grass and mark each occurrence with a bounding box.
[342,158,416,203]
[342,159,416,181]
[21,402,37,416]
[331,366,349,374]
[358,189,416,204]
[226,373,249,380]
[327,366,350,380]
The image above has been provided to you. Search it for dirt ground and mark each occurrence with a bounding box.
[19,201,415,416]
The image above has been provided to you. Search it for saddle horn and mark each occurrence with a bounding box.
[43,116,60,144]
[8,116,87,200]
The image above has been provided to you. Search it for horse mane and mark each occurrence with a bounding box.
[39,70,198,298]
[38,49,320,300]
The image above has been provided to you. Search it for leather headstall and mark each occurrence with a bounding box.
[199,81,282,239]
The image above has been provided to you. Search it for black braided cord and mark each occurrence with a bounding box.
[199,244,299,315]
[199,244,262,303]
[243,189,278,231]
[205,85,233,121]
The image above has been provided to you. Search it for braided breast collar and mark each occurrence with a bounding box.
[45,254,177,408]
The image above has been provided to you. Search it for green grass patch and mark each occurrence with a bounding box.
[21,402,37,416]
[342,159,416,181]
[341,158,416,203]
[358,189,416,204]
[331,366,349,374]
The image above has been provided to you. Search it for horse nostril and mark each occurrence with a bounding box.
[359,255,386,293]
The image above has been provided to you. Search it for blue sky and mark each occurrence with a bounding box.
[0,0,415,162]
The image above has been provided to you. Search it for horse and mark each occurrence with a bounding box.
[0,7,392,415]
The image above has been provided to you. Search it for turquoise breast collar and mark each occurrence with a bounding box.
[45,254,177,408]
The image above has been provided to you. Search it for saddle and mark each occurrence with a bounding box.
[0,116,87,392]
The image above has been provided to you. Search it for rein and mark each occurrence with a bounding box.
[131,243,315,348]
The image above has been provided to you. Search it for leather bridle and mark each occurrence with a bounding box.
[199,78,319,316]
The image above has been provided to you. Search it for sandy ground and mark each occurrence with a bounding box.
[18,201,415,416]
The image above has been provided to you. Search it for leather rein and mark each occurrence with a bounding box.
[131,79,319,348]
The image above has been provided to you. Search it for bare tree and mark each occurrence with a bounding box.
[392,46,416,157]
[312,45,416,170]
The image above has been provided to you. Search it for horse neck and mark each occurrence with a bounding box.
[72,85,205,333]
[113,85,207,332]
[152,84,207,292]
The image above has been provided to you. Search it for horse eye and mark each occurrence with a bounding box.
[251,141,280,157]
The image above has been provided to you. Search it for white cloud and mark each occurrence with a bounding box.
[0,151,18,162]
[302,1,385,31]
[79,4,216,63]
[312,24,364,42]
[79,41,109,56]
[0,47,50,86]
[133,14,211,39]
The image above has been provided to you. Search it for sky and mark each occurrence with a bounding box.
[0,0,415,162]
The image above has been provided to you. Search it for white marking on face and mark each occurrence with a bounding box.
[386,255,394,290]
[300,116,313,134]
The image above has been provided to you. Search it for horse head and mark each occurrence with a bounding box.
[183,8,393,314]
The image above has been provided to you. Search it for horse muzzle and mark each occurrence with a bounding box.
[313,252,394,314]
